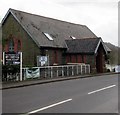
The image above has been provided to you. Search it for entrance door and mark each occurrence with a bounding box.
[96,51,103,73]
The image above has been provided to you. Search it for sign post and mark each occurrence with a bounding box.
[3,52,22,81]
[20,52,22,81]
[2,52,5,65]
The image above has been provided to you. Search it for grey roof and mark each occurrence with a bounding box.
[2,8,97,48]
[104,44,112,52]
[66,38,102,54]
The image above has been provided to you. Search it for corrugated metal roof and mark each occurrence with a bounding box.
[8,8,97,48]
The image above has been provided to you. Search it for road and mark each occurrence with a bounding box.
[2,74,119,114]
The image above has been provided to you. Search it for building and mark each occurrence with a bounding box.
[2,8,108,73]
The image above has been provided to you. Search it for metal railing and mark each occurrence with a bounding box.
[22,64,90,80]
[2,64,90,82]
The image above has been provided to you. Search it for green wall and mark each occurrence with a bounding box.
[2,13,40,67]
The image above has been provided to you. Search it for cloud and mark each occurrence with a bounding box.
[0,0,118,46]
[54,1,118,46]
[50,0,119,6]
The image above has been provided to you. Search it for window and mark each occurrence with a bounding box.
[43,32,54,41]
[70,36,76,39]
[9,39,14,52]
[18,40,21,51]
[54,50,58,63]
[82,55,84,63]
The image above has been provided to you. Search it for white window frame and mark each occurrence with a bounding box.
[70,36,76,39]
[44,32,54,41]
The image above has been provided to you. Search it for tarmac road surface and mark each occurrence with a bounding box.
[2,74,119,114]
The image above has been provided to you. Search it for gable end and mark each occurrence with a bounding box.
[2,8,40,48]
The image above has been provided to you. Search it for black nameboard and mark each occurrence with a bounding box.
[5,52,20,65]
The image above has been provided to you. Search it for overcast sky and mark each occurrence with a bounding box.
[0,0,119,46]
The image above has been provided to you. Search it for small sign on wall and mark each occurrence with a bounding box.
[37,56,49,66]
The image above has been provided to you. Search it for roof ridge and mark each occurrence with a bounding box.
[65,37,101,41]
[10,8,86,27]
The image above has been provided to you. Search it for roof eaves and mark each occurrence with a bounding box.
[85,26,97,38]
[101,40,108,54]
[104,44,112,52]
[1,8,11,25]
[94,39,101,54]
[66,51,94,54]
[94,38,108,54]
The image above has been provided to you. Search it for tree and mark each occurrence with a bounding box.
[105,42,119,66]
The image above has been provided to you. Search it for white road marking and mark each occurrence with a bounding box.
[28,98,72,114]
[88,85,116,95]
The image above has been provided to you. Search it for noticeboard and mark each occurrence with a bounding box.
[3,52,23,81]
[5,52,20,65]
[37,56,48,66]
[39,56,48,66]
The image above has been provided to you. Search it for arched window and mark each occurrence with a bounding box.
[18,40,21,51]
[54,50,58,64]
[9,39,14,52]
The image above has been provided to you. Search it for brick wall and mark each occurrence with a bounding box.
[2,14,40,67]
[40,48,65,65]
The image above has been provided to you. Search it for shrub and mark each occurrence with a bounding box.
[2,65,20,81]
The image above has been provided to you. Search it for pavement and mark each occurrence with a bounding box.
[1,72,118,90]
